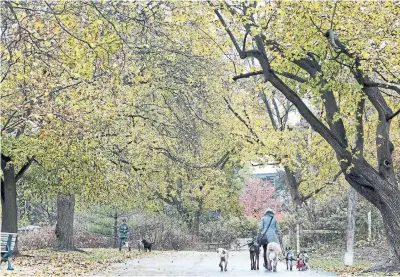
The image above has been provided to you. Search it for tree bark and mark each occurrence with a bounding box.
[193,201,203,236]
[1,154,35,233]
[55,194,75,251]
[283,166,302,206]
[1,164,18,233]
[344,188,357,266]
[379,186,400,265]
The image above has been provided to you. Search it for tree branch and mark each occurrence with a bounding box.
[302,170,342,202]
[214,9,264,60]
[364,81,400,95]
[15,156,35,182]
[232,70,263,81]
[153,146,231,169]
[274,71,307,83]
[353,98,365,158]
[387,109,400,121]
[223,97,264,146]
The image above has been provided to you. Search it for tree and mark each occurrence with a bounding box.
[1,0,243,243]
[240,177,282,220]
[211,1,400,264]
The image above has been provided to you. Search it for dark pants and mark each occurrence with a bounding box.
[263,244,268,268]
[119,237,127,250]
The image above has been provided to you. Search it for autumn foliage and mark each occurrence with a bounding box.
[240,178,282,221]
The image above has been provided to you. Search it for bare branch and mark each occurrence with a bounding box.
[16,156,35,182]
[302,170,342,202]
[275,71,307,83]
[223,97,264,146]
[214,9,264,60]
[364,81,400,95]
[387,109,400,121]
[232,70,263,81]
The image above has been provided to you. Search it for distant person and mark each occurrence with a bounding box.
[257,208,283,269]
[119,219,129,251]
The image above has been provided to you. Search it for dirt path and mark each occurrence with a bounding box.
[95,251,337,276]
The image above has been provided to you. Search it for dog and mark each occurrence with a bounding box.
[284,247,295,271]
[141,239,153,252]
[266,242,282,272]
[296,251,309,271]
[137,240,144,251]
[248,240,260,270]
[217,248,229,272]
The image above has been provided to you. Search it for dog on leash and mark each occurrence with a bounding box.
[284,247,295,271]
[217,248,229,272]
[141,239,153,252]
[248,240,260,270]
[137,240,144,251]
[267,242,282,272]
[297,251,310,271]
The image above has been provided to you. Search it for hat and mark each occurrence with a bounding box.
[264,208,274,215]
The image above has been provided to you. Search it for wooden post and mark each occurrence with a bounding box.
[367,211,372,241]
[296,223,300,255]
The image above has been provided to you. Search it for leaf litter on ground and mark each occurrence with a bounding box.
[1,248,155,276]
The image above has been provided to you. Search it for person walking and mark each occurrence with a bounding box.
[119,219,129,251]
[257,208,283,269]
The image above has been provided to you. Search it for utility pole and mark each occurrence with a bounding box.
[344,188,357,266]
[367,211,372,241]
[296,223,300,255]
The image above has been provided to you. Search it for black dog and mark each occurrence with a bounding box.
[248,240,260,270]
[141,239,153,252]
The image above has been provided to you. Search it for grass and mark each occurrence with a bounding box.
[311,257,400,276]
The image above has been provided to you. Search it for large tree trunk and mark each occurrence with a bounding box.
[345,169,400,265]
[193,202,203,236]
[1,165,18,233]
[344,188,358,266]
[55,194,75,251]
[379,187,400,265]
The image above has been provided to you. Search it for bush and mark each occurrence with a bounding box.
[18,226,56,250]
[18,225,114,250]
[199,216,258,245]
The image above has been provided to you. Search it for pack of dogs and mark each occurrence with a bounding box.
[216,243,310,273]
[127,237,309,273]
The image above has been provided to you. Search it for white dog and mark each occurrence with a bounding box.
[217,248,229,272]
[267,242,282,272]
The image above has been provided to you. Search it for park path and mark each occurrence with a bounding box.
[95,251,337,276]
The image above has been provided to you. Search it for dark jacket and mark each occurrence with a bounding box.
[119,223,129,239]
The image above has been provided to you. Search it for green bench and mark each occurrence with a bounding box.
[1,233,18,270]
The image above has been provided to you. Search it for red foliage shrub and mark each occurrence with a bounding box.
[240,178,282,220]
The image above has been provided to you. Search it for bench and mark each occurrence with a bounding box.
[1,233,18,270]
